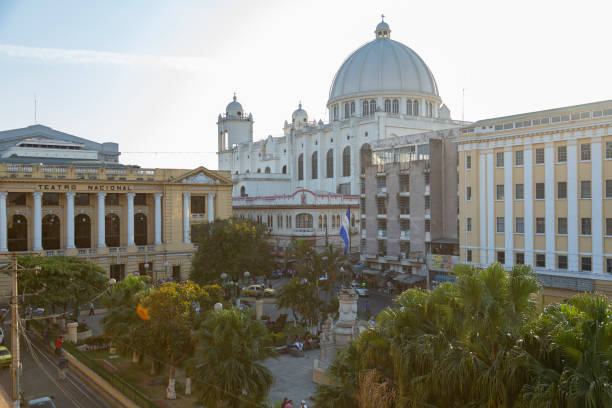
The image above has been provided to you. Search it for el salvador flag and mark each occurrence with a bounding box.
[339,208,350,255]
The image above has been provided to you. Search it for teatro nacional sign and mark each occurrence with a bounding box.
[36,184,134,192]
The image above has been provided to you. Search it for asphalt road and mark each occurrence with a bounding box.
[0,324,112,408]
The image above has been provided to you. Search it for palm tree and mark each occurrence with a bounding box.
[276,277,321,327]
[195,308,276,408]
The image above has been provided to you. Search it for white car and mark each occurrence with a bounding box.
[0,327,4,345]
[355,287,369,297]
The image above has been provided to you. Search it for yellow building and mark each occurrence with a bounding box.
[0,125,233,296]
[457,100,612,304]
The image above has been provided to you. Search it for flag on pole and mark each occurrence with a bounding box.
[340,208,350,255]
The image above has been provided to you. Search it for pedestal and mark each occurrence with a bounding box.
[66,322,78,344]
[255,299,264,320]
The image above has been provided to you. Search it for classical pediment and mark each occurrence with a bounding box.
[172,166,233,185]
[181,172,219,184]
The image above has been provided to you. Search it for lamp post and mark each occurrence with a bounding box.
[243,270,250,285]
[220,273,229,300]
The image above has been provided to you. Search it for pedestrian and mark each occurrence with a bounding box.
[300,400,308,408]
[365,300,371,319]
[55,336,63,357]
[58,357,67,380]
[286,400,293,408]
[281,397,288,408]
[89,302,95,316]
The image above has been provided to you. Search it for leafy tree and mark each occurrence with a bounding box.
[195,308,276,407]
[190,218,274,283]
[140,281,223,399]
[276,277,322,327]
[18,255,108,315]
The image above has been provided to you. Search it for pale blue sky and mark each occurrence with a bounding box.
[1,0,611,169]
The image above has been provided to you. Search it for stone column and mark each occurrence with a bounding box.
[255,299,263,320]
[126,192,135,247]
[183,193,191,244]
[0,192,7,252]
[207,193,215,223]
[97,193,106,248]
[32,192,43,251]
[66,322,78,344]
[154,193,163,245]
[65,192,76,249]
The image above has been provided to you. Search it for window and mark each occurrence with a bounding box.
[607,258,612,273]
[557,217,568,234]
[606,141,612,159]
[466,218,472,232]
[516,252,525,265]
[580,143,591,161]
[496,152,504,167]
[496,217,505,233]
[516,217,524,233]
[392,99,399,114]
[466,155,472,169]
[467,250,472,262]
[557,146,567,162]
[606,180,612,198]
[406,100,413,115]
[344,103,350,119]
[424,172,430,186]
[105,193,119,206]
[466,186,472,201]
[558,255,568,270]
[536,254,546,268]
[496,185,504,200]
[515,150,524,166]
[282,165,287,174]
[581,180,591,198]
[311,151,318,179]
[298,154,304,180]
[74,193,90,206]
[581,218,591,235]
[425,219,431,232]
[413,100,419,116]
[370,100,376,115]
[427,102,433,117]
[296,213,313,229]
[350,101,355,115]
[8,192,26,206]
[384,99,391,113]
[265,167,271,174]
[362,100,369,116]
[497,251,505,264]
[326,149,333,178]
[607,218,612,236]
[534,182,545,199]
[536,217,545,234]
[535,148,545,164]
[43,193,59,206]
[191,196,206,214]
[342,147,350,177]
[333,105,338,120]
[581,256,592,271]
[558,182,567,199]
[424,196,430,211]
[515,184,524,200]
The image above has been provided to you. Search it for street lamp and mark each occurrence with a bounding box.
[243,271,250,284]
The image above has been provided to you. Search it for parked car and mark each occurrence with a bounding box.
[0,327,4,345]
[0,346,12,368]
[28,397,57,408]
[355,287,369,297]
[270,270,283,279]
[241,284,275,298]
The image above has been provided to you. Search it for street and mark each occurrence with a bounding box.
[0,324,112,408]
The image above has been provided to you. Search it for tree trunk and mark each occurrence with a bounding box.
[132,351,139,364]
[166,357,176,400]
[150,359,157,376]
[185,377,191,395]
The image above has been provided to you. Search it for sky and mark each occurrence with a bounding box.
[1,0,611,170]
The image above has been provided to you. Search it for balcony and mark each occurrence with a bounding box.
[377,230,387,239]
[399,191,410,197]
[376,187,387,196]
[400,231,410,240]
[400,213,410,220]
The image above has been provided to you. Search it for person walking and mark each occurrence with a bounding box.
[286,400,293,408]
[89,302,95,316]
[281,397,288,408]
[300,400,308,408]
[55,336,63,357]
[58,357,67,380]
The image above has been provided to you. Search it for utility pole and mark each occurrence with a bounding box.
[10,253,20,407]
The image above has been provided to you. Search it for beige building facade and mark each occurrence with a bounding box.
[457,100,612,303]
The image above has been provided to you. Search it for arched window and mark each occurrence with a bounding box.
[105,214,121,247]
[42,214,60,250]
[351,215,355,227]
[337,215,341,228]
[413,100,419,116]
[265,167,271,174]
[318,215,322,229]
[333,105,338,121]
[342,146,351,177]
[392,99,399,114]
[311,151,318,179]
[326,149,333,178]
[135,213,147,246]
[257,168,261,173]
[360,143,372,175]
[427,102,433,117]
[75,214,91,249]
[282,165,287,174]
[344,103,350,119]
[350,101,355,115]
[362,100,369,116]
[384,99,391,113]
[298,154,304,180]
[8,215,27,251]
[406,99,413,115]
[240,186,246,197]
[246,170,250,173]
[296,213,313,228]
[369,100,376,114]
[323,215,327,227]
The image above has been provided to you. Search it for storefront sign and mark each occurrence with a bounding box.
[37,184,134,192]
[430,254,453,270]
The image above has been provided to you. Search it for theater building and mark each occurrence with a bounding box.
[0,124,233,294]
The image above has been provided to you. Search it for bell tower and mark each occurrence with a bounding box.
[217,94,253,153]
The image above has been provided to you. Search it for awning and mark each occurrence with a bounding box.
[393,274,425,284]
[362,269,381,276]
[434,274,455,283]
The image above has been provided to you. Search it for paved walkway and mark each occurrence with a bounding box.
[262,349,319,406]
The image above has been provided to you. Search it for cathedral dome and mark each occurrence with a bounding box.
[226,94,243,117]
[328,19,439,106]
[291,103,308,124]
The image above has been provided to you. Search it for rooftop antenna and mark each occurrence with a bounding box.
[34,93,38,124]
[462,88,465,122]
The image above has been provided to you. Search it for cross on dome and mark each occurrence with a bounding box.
[233,92,237,102]
[375,16,390,38]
